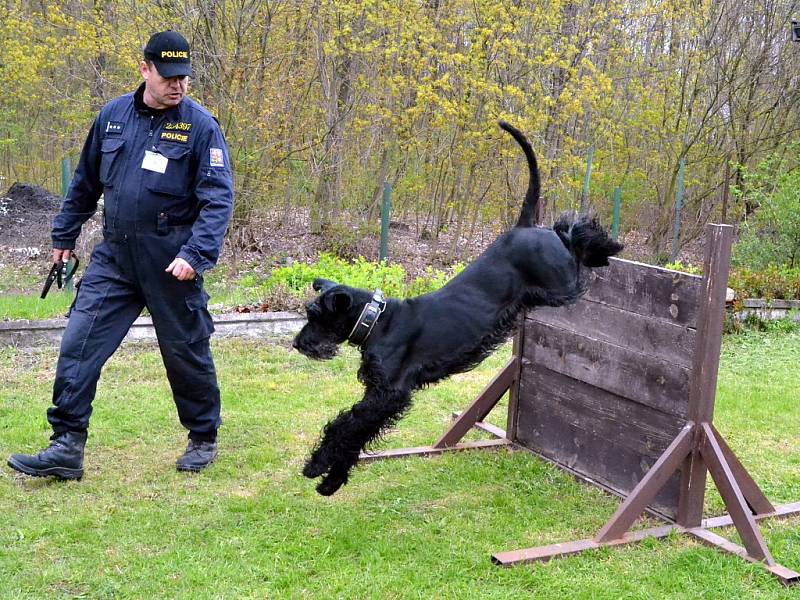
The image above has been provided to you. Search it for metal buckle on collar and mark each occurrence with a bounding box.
[347,289,386,347]
[40,256,80,299]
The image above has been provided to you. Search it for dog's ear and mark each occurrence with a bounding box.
[322,290,353,313]
[313,278,337,292]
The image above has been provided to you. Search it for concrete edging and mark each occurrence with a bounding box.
[736,298,800,322]
[0,311,306,348]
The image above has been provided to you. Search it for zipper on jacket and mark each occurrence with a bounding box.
[148,115,155,150]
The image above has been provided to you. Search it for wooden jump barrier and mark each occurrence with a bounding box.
[360,223,800,585]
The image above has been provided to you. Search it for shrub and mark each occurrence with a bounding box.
[663,260,703,275]
[732,150,800,270]
[728,266,800,302]
[265,253,460,299]
[662,260,800,302]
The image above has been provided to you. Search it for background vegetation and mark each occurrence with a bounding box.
[2,0,800,262]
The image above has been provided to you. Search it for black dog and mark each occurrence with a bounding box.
[293,121,623,496]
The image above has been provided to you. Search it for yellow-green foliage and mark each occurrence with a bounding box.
[0,0,795,255]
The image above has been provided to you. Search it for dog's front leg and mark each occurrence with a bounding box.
[303,385,412,496]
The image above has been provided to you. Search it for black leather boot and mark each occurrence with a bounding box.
[176,440,218,472]
[7,431,87,480]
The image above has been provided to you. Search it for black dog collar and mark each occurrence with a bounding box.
[347,290,386,347]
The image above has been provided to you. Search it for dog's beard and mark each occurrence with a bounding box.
[293,338,340,360]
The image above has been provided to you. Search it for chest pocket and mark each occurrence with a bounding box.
[146,144,193,197]
[99,138,126,186]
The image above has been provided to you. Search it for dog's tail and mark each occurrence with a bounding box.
[554,211,624,268]
[499,120,540,228]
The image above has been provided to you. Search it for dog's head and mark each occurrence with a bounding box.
[292,278,370,360]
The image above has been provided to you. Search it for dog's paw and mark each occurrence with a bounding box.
[316,472,347,496]
[302,456,328,479]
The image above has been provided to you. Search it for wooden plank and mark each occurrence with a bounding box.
[451,412,506,439]
[522,320,691,417]
[681,224,734,526]
[515,367,686,517]
[527,299,696,369]
[687,529,800,586]
[433,357,516,448]
[582,258,703,328]
[492,524,678,566]
[688,224,733,424]
[506,319,525,443]
[703,501,800,529]
[358,438,511,462]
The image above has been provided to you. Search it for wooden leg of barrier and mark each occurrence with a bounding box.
[708,423,774,515]
[687,529,800,586]
[699,423,774,563]
[494,419,800,585]
[433,357,517,448]
[359,357,517,462]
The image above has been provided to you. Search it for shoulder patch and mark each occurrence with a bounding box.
[209,148,225,167]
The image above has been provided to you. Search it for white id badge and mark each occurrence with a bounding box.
[141,150,168,174]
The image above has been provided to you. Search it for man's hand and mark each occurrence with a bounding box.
[166,257,196,281]
[52,248,72,264]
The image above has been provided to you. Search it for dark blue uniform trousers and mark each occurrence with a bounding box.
[48,224,220,439]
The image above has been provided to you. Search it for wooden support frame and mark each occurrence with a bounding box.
[360,224,800,585]
[358,356,518,462]
[494,225,800,585]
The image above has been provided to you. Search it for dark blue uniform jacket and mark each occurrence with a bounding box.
[52,84,234,275]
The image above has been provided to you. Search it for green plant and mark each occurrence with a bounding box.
[407,264,464,296]
[733,150,800,270]
[663,260,703,275]
[265,253,460,300]
[728,266,800,302]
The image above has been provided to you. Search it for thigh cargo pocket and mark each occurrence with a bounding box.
[184,290,215,343]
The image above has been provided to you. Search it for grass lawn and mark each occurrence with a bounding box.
[0,279,267,321]
[1,331,799,599]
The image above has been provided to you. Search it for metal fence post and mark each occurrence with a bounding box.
[380,181,392,261]
[581,145,594,212]
[611,186,621,241]
[670,157,686,263]
[61,157,72,198]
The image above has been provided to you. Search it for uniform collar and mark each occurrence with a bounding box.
[133,82,183,119]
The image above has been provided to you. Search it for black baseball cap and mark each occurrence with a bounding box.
[144,30,192,78]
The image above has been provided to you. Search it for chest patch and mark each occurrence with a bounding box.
[105,121,124,135]
[160,130,189,144]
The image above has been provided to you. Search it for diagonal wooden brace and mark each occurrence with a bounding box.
[594,424,694,542]
[433,357,517,448]
[699,422,775,564]
[708,423,774,515]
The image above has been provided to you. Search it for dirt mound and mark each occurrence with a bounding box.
[0,183,62,250]
[3,182,61,212]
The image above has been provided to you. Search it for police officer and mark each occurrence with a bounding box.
[8,31,234,479]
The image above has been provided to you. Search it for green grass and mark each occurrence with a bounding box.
[1,333,799,598]
[0,292,74,320]
[0,269,273,320]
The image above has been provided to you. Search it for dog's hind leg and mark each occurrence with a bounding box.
[303,386,412,495]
